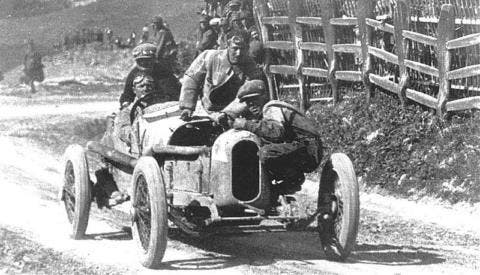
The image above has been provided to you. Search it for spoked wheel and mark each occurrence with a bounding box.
[61,144,92,239]
[317,153,360,261]
[131,157,168,269]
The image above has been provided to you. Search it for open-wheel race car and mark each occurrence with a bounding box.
[60,92,360,269]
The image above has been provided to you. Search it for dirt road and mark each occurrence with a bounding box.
[0,102,479,274]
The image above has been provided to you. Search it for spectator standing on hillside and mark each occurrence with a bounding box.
[127,31,137,48]
[106,28,114,50]
[216,18,229,50]
[223,0,242,23]
[21,39,44,94]
[248,28,264,64]
[196,15,218,56]
[94,27,104,43]
[150,15,178,73]
[139,25,149,44]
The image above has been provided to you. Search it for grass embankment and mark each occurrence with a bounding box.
[0,227,123,274]
[310,91,480,203]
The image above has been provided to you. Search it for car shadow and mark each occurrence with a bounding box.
[162,230,445,270]
[352,243,445,265]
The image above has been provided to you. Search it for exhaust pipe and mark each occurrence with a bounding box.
[87,141,210,170]
[143,144,210,157]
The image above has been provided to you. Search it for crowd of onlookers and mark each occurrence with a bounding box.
[195,0,264,64]
[55,27,139,51]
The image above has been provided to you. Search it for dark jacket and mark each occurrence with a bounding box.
[120,64,180,106]
[242,100,321,143]
[248,39,264,64]
[151,27,177,63]
[197,27,218,53]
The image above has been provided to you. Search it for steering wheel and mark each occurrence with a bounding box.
[129,92,167,124]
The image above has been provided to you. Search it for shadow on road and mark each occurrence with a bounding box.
[161,230,445,270]
[352,243,445,265]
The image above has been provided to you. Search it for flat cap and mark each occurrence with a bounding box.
[133,74,155,86]
[237,80,266,102]
[132,43,156,59]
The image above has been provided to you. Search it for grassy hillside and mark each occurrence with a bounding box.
[0,0,199,72]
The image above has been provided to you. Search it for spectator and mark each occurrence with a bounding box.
[150,15,178,73]
[21,39,44,93]
[196,15,218,55]
[248,28,264,64]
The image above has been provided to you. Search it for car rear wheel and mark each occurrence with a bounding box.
[317,153,360,261]
[131,157,168,269]
[62,144,92,239]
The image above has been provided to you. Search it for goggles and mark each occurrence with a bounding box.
[133,75,154,86]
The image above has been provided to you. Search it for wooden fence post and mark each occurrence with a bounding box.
[437,4,455,117]
[253,0,276,100]
[394,0,410,107]
[288,0,306,111]
[357,0,375,104]
[319,0,338,104]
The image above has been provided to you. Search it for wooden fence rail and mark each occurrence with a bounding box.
[253,0,480,115]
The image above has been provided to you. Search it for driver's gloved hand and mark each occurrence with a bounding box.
[210,112,231,128]
[180,109,193,121]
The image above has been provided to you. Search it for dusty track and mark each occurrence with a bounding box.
[0,102,479,274]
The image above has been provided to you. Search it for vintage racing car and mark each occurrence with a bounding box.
[60,92,360,268]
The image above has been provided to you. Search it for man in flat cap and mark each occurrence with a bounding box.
[179,29,264,120]
[230,79,323,195]
[151,15,178,73]
[223,0,242,23]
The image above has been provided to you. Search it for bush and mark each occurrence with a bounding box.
[309,90,480,203]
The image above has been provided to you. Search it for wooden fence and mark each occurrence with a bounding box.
[253,0,480,115]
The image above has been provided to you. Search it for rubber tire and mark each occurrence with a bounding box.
[318,153,360,261]
[62,144,92,240]
[131,157,168,269]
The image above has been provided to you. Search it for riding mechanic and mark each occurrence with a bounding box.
[179,29,264,121]
[230,80,324,195]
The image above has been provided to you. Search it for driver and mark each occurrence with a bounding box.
[178,29,264,121]
[230,80,323,195]
[119,43,180,109]
[116,74,157,149]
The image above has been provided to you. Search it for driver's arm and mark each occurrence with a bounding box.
[179,50,211,111]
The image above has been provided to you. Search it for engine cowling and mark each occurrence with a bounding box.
[210,129,271,210]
